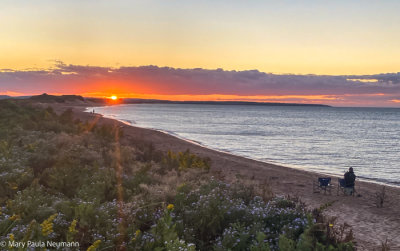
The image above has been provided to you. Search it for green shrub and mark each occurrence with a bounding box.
[162,149,211,172]
[6,183,58,224]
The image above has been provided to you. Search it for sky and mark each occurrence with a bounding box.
[1,1,400,107]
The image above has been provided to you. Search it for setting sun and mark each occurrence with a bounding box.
[111,95,117,100]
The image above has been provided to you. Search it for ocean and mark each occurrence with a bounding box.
[89,104,400,186]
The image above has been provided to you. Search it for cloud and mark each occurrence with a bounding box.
[0,62,399,107]
[348,73,400,83]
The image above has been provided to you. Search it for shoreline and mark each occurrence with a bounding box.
[86,106,400,188]
[53,103,400,250]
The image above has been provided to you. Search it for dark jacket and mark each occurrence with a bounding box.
[344,171,356,187]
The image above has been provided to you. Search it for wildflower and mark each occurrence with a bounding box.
[69,219,77,234]
[167,204,174,211]
[9,233,14,241]
[10,214,20,221]
[131,229,141,242]
[40,214,57,236]
[329,223,333,227]
[86,240,101,251]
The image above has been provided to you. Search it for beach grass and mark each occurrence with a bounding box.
[0,99,355,250]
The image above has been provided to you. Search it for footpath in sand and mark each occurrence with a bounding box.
[57,104,400,250]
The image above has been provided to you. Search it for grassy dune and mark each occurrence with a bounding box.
[0,99,354,250]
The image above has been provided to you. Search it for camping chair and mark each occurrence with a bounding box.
[313,177,333,194]
[337,178,355,196]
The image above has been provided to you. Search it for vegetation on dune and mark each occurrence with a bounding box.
[0,100,354,250]
[28,93,85,103]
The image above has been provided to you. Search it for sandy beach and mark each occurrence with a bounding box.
[53,103,400,250]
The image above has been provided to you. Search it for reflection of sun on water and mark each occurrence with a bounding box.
[111,95,117,100]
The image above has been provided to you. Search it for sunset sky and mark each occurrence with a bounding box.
[1,1,400,107]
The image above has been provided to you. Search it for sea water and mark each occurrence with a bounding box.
[90,104,400,186]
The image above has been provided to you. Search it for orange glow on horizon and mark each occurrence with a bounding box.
[2,89,399,107]
[83,92,339,103]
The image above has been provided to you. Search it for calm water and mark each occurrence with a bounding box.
[90,104,400,186]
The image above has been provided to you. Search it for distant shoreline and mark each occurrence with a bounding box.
[1,94,331,107]
[112,99,332,107]
[5,93,400,108]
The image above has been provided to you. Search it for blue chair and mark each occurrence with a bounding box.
[313,177,332,194]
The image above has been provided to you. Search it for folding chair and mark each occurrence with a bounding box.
[337,178,355,196]
[313,177,333,194]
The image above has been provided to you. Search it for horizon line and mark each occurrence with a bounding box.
[4,93,400,109]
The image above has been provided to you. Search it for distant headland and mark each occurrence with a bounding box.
[2,93,330,107]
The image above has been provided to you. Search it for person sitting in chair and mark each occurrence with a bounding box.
[344,167,356,195]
